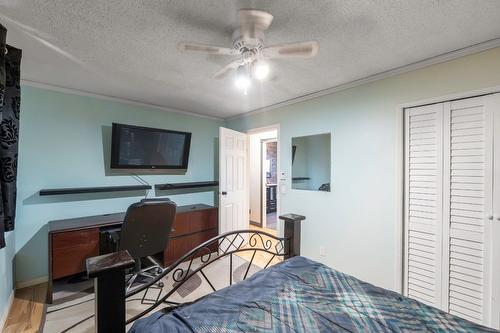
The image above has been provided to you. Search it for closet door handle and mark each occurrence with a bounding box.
[488,215,494,220]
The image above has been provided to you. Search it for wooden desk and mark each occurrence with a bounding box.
[47,204,218,302]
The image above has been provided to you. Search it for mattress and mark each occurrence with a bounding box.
[130,256,498,332]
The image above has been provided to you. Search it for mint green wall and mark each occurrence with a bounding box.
[14,86,223,284]
[291,136,310,190]
[0,231,14,320]
[292,134,330,191]
[5,46,500,299]
[307,134,331,190]
[227,47,500,291]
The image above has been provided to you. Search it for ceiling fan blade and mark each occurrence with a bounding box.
[178,42,238,56]
[213,60,242,79]
[261,41,319,59]
[239,9,274,37]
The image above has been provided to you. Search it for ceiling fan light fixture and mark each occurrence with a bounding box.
[235,76,251,89]
[178,9,319,83]
[253,61,269,80]
[235,66,251,93]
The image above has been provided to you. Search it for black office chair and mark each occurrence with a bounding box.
[108,198,177,291]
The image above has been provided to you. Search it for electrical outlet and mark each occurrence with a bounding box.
[319,246,326,256]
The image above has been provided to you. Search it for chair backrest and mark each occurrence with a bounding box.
[119,198,177,258]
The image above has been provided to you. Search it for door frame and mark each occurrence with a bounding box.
[395,85,500,295]
[261,138,278,230]
[246,124,282,237]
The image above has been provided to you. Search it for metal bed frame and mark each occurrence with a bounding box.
[86,213,305,333]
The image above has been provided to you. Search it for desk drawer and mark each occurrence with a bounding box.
[163,228,218,266]
[189,209,217,233]
[52,228,99,279]
[171,213,190,237]
[171,208,218,237]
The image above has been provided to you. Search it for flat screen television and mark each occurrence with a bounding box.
[110,123,191,169]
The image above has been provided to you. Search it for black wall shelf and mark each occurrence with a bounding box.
[40,181,218,196]
[39,185,152,196]
[155,181,219,191]
[292,177,310,181]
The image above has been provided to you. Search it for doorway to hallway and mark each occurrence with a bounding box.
[248,127,278,232]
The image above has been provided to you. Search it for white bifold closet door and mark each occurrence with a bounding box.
[444,96,493,324]
[404,93,500,329]
[404,103,445,308]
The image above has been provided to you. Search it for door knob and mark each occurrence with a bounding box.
[220,191,227,195]
[488,216,494,220]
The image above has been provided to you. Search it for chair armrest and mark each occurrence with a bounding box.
[103,228,121,251]
[106,229,121,241]
[108,231,120,243]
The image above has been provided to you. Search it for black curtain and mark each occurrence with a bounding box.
[0,24,21,249]
[0,24,6,249]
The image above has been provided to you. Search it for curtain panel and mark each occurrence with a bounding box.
[0,24,21,249]
[0,23,6,248]
[1,45,21,231]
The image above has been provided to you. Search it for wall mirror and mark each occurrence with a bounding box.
[291,133,331,192]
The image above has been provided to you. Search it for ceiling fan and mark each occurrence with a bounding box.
[178,9,319,93]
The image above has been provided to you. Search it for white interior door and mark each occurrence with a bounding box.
[219,127,248,237]
[445,96,493,325]
[404,103,444,309]
[404,93,500,329]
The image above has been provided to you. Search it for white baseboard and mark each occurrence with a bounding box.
[0,290,14,331]
[16,276,48,289]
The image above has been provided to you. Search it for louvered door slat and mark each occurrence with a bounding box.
[405,94,499,329]
[445,98,492,325]
[405,104,443,308]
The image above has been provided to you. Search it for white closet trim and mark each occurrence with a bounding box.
[401,92,500,328]
[395,85,500,295]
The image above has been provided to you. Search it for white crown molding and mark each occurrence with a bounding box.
[227,37,500,121]
[20,80,224,121]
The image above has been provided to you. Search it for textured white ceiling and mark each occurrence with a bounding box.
[1,1,500,118]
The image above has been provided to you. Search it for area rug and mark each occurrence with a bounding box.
[43,254,261,333]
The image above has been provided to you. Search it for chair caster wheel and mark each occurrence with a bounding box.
[157,268,162,274]
[158,282,164,288]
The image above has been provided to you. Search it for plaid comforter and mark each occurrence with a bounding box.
[130,256,499,332]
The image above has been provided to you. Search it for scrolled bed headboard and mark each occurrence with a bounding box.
[86,213,305,333]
